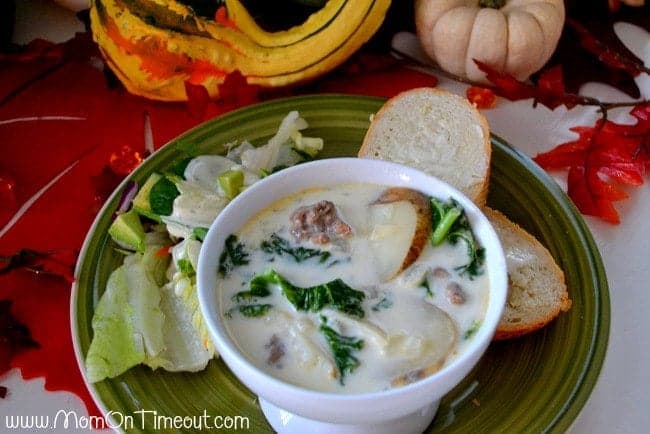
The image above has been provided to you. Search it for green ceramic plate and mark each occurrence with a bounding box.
[72,95,609,433]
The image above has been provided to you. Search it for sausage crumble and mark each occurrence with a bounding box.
[289,200,352,244]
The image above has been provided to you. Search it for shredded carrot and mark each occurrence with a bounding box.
[155,245,172,258]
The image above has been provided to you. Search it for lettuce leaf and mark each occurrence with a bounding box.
[161,181,229,239]
[240,111,307,174]
[85,248,167,382]
[85,264,146,383]
[86,237,169,383]
[164,238,215,367]
[155,283,213,372]
[183,155,260,193]
[124,254,166,361]
[85,236,215,381]
[86,236,215,383]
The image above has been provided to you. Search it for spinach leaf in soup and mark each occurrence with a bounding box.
[319,316,364,385]
[260,233,331,263]
[237,304,273,318]
[218,234,250,277]
[229,278,273,319]
[429,197,485,279]
[246,269,366,318]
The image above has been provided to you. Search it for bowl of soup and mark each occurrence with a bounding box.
[197,158,507,434]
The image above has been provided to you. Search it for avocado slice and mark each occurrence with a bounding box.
[132,173,163,221]
[217,169,244,200]
[109,209,146,253]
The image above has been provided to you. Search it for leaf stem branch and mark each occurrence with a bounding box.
[579,98,650,121]
[391,46,649,122]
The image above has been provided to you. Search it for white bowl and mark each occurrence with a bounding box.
[197,158,507,434]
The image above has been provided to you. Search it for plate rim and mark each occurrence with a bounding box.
[70,93,610,433]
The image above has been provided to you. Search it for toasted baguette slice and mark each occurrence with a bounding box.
[359,88,491,205]
[484,208,572,340]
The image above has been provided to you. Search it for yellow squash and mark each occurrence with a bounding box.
[91,0,391,101]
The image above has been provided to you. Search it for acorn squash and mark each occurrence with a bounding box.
[90,0,391,101]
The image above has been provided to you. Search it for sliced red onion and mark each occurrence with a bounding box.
[116,180,138,214]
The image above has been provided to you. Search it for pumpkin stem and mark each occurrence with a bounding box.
[479,0,506,8]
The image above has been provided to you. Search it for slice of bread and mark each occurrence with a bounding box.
[484,207,571,340]
[359,87,491,205]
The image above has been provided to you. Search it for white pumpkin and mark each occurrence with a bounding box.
[415,0,565,83]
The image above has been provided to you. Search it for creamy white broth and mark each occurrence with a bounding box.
[217,183,489,393]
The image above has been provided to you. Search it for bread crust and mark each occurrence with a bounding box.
[358,87,492,206]
[484,208,571,340]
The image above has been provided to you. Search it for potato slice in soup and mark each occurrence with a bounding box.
[369,200,417,281]
[370,188,432,280]
[387,302,458,387]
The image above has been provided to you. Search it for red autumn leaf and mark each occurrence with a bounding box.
[534,103,650,223]
[532,137,590,168]
[0,299,40,396]
[599,163,644,185]
[627,104,650,137]
[537,65,564,93]
[466,86,496,109]
[0,32,99,107]
[584,161,630,201]
[473,60,535,100]
[546,7,649,99]
[0,31,248,416]
[569,165,622,224]
[567,18,649,77]
[90,166,124,208]
[184,81,213,119]
[474,61,584,110]
[217,71,261,110]
[0,39,63,63]
[109,145,143,176]
[185,72,261,121]
[0,249,77,283]
[536,66,582,109]
[630,104,650,122]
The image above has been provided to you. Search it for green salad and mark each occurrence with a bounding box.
[85,111,324,382]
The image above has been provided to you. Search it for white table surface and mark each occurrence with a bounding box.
[6,1,650,433]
